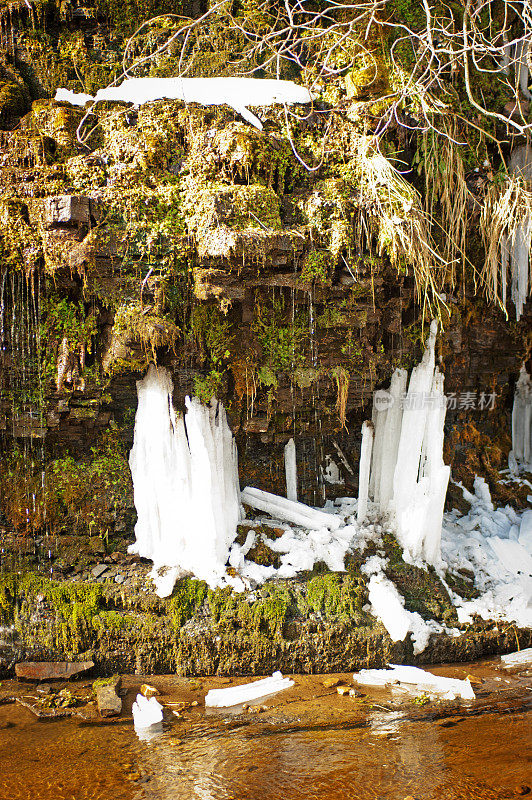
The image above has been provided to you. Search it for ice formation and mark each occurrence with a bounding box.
[128,364,241,597]
[353,665,475,700]
[205,671,294,707]
[357,421,373,523]
[284,438,298,501]
[441,478,532,628]
[367,321,450,565]
[500,647,532,668]
[240,486,341,530]
[362,556,445,654]
[132,693,164,728]
[511,365,531,466]
[55,77,312,130]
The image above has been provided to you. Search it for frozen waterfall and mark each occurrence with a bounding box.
[128,364,242,597]
[366,321,450,565]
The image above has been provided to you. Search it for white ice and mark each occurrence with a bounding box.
[352,665,475,700]
[132,693,164,728]
[367,321,449,567]
[357,420,374,523]
[511,365,531,466]
[240,486,341,530]
[128,364,241,597]
[499,647,532,668]
[284,438,298,502]
[441,478,532,628]
[205,671,294,707]
[362,560,443,654]
[55,77,312,130]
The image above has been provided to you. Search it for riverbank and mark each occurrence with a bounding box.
[0,656,530,800]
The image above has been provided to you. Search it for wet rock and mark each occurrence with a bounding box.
[337,686,350,696]
[39,195,99,228]
[15,661,94,680]
[322,677,340,689]
[91,563,108,578]
[96,681,122,717]
[140,683,159,699]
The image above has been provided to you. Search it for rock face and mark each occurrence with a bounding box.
[0,0,530,674]
[14,661,94,680]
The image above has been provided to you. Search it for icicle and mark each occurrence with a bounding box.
[512,365,532,465]
[357,421,374,523]
[128,364,242,596]
[365,321,449,566]
[284,438,298,501]
[378,369,407,513]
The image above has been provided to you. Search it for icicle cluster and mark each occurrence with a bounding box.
[128,364,241,596]
[361,321,450,565]
[511,364,532,467]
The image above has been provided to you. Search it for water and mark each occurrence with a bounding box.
[0,659,529,800]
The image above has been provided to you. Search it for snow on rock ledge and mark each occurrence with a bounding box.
[55,77,312,130]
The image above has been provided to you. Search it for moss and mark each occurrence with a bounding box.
[300,571,368,624]
[169,578,208,631]
[183,182,282,235]
[381,533,458,624]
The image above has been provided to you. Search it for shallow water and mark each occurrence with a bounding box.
[0,658,530,800]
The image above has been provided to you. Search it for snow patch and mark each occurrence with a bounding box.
[55,77,312,130]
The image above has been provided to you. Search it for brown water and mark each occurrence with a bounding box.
[0,659,530,800]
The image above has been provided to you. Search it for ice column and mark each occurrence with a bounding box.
[128,364,242,596]
[367,321,450,565]
[284,438,298,501]
[357,421,374,523]
[511,365,532,466]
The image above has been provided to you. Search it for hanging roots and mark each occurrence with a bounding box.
[331,366,349,429]
[480,176,532,317]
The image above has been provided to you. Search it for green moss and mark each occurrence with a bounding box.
[381,533,458,623]
[300,571,368,623]
[169,578,208,630]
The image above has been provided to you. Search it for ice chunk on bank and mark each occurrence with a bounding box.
[129,364,241,596]
[365,571,438,654]
[55,77,312,130]
[500,647,532,668]
[205,671,294,707]
[241,486,341,530]
[132,693,164,728]
[353,665,475,700]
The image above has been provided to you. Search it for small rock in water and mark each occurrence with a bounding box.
[140,683,159,699]
[515,787,531,796]
[322,677,340,689]
[337,686,350,696]
[96,683,122,717]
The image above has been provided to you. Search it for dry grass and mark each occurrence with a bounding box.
[422,121,469,289]
[480,176,532,311]
[350,136,446,320]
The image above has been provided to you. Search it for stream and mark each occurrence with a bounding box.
[0,656,530,800]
